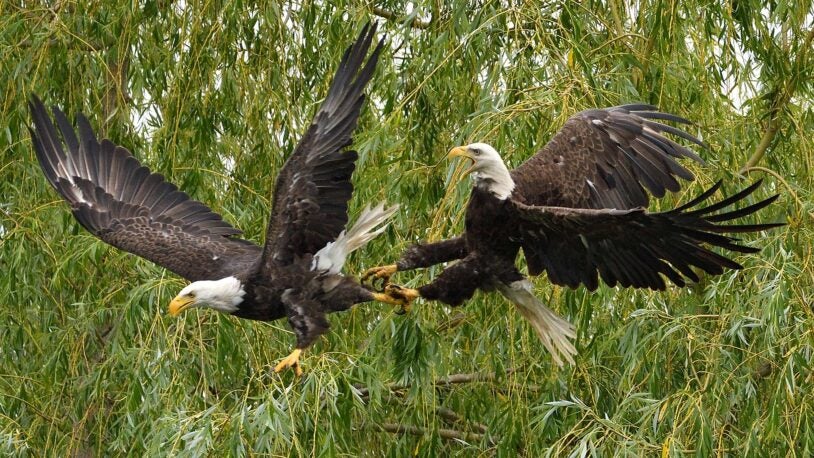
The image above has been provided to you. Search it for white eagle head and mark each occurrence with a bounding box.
[447,142,515,200]
[168,276,246,316]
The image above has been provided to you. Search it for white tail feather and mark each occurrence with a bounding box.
[312,203,399,274]
[496,280,577,367]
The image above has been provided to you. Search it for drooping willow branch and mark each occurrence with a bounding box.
[372,7,432,30]
[740,27,814,173]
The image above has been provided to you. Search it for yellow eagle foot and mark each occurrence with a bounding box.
[372,284,419,315]
[361,264,398,292]
[274,348,303,377]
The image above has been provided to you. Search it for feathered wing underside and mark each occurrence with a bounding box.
[511,105,707,210]
[29,96,260,281]
[513,180,782,290]
[263,24,384,267]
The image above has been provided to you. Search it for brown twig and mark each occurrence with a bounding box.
[353,367,517,398]
[435,369,515,386]
[436,406,489,435]
[374,422,487,443]
[354,370,513,443]
[372,7,432,29]
[436,311,467,332]
[355,387,496,440]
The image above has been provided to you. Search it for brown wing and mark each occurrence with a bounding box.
[512,180,782,290]
[262,23,383,267]
[29,96,260,282]
[511,105,706,210]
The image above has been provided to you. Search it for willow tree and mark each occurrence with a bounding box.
[0,1,810,456]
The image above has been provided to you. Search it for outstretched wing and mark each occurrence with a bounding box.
[511,105,707,210]
[29,95,260,282]
[263,24,383,267]
[512,180,782,290]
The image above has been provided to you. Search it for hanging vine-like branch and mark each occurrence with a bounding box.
[740,27,814,173]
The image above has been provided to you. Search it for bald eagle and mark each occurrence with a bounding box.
[365,106,782,365]
[29,24,402,376]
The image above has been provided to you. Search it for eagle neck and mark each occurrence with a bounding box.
[471,165,515,200]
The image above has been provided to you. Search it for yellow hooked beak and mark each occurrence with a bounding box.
[447,146,476,176]
[168,295,195,317]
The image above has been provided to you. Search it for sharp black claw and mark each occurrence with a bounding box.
[362,268,382,292]
[361,267,393,293]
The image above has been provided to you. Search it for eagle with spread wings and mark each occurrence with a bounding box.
[365,105,783,365]
[30,24,402,376]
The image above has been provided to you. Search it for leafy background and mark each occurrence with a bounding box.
[1,1,811,456]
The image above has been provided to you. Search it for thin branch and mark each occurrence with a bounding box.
[739,106,782,174]
[374,422,487,443]
[101,47,132,134]
[372,7,432,30]
[16,37,111,52]
[436,311,467,332]
[740,27,814,173]
[354,370,512,443]
[740,166,811,219]
[436,406,489,435]
[435,369,515,386]
[353,368,517,398]
[353,384,497,441]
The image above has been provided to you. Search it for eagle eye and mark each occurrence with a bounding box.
[471,148,482,156]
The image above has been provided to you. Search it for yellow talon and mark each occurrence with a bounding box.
[274,348,304,377]
[372,284,419,314]
[361,264,398,292]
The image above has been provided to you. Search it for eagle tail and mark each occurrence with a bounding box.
[496,280,577,367]
[312,203,398,274]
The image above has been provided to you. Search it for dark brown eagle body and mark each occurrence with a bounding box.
[465,188,520,258]
[413,188,523,306]
[234,254,374,348]
[30,24,387,356]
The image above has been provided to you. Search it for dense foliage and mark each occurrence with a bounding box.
[1,1,811,456]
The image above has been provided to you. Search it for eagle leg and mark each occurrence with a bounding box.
[372,284,419,314]
[361,264,398,292]
[274,348,304,377]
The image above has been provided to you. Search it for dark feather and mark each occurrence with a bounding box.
[263,24,384,268]
[512,181,783,290]
[511,105,706,211]
[29,95,257,281]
